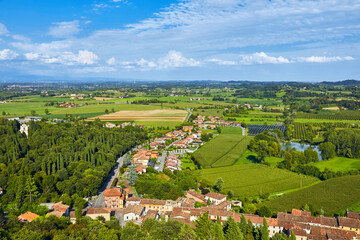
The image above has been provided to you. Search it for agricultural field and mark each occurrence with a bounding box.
[310,157,360,172]
[197,164,319,197]
[247,124,287,136]
[265,175,360,216]
[87,109,187,122]
[293,122,317,140]
[192,127,247,168]
[0,102,58,116]
[296,111,360,121]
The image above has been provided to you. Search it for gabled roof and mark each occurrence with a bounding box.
[126,197,141,202]
[86,207,111,215]
[347,210,360,220]
[124,205,144,215]
[186,190,205,201]
[104,188,122,197]
[140,198,166,206]
[205,192,227,200]
[338,217,360,229]
[18,211,40,222]
[52,201,69,213]
[47,211,64,218]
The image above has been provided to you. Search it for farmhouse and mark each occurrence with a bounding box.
[205,192,227,205]
[18,211,40,223]
[86,207,111,221]
[124,205,145,222]
[104,187,125,209]
[46,201,70,217]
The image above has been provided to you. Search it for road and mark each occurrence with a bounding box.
[185,108,193,122]
[93,145,141,207]
[155,152,167,172]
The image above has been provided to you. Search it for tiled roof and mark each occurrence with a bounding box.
[205,192,227,200]
[186,191,205,201]
[126,197,141,202]
[347,210,360,220]
[338,217,360,229]
[52,201,69,213]
[140,198,166,206]
[86,207,111,215]
[104,188,122,197]
[47,211,64,218]
[18,211,40,222]
[124,205,144,215]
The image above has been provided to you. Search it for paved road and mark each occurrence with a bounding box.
[93,145,141,207]
[185,108,193,122]
[155,152,167,172]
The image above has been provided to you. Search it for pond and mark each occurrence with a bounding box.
[281,142,322,160]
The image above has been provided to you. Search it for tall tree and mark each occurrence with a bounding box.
[213,177,224,193]
[25,176,39,202]
[127,165,139,186]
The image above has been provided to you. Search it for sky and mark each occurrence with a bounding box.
[0,0,359,81]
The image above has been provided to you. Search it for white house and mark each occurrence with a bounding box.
[124,205,145,222]
[126,197,141,207]
[20,124,29,137]
[205,193,227,205]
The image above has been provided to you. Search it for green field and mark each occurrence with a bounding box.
[197,164,319,197]
[193,127,248,168]
[310,157,360,172]
[234,150,283,167]
[265,175,360,216]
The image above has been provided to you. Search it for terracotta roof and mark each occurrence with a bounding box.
[86,207,111,215]
[186,191,205,201]
[347,211,360,220]
[0,187,2,190]
[338,217,360,229]
[140,198,166,206]
[124,205,144,215]
[104,188,122,197]
[18,211,40,222]
[218,200,232,208]
[52,201,69,214]
[291,209,311,217]
[205,192,227,200]
[144,209,158,220]
[126,197,140,202]
[171,217,195,228]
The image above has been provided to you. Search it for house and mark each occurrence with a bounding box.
[338,217,360,233]
[0,187,3,195]
[126,197,141,207]
[18,211,40,223]
[205,193,227,205]
[105,122,116,128]
[143,209,159,221]
[104,188,124,209]
[86,207,111,221]
[217,200,232,211]
[347,210,360,220]
[124,205,145,222]
[185,190,206,204]
[19,124,29,137]
[139,199,167,214]
[182,126,194,132]
[69,210,85,224]
[47,201,70,217]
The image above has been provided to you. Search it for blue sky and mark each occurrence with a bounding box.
[0,0,359,81]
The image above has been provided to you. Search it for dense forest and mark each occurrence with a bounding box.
[0,120,147,209]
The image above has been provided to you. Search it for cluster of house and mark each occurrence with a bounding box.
[193,115,242,129]
[14,185,360,240]
[132,149,160,174]
[105,122,145,129]
[8,116,42,124]
[58,102,79,108]
[165,154,181,172]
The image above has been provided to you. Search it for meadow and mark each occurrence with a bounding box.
[310,157,360,172]
[265,175,360,216]
[197,164,319,197]
[193,127,247,168]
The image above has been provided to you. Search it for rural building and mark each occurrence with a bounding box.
[205,193,227,205]
[18,211,40,223]
[185,190,206,204]
[124,205,145,222]
[104,187,125,209]
[139,199,168,214]
[86,207,111,221]
[46,201,70,217]
[126,197,141,207]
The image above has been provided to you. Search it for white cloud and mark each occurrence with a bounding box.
[0,49,18,60]
[206,58,237,65]
[48,20,81,38]
[41,50,99,65]
[298,56,355,63]
[106,57,116,65]
[0,23,9,35]
[239,52,291,65]
[24,52,40,60]
[119,50,200,70]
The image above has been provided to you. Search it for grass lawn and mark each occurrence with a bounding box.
[310,157,360,172]
[265,175,360,216]
[197,164,319,198]
[193,127,247,168]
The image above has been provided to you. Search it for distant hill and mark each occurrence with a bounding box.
[320,79,360,86]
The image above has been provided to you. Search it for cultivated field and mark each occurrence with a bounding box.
[265,175,360,216]
[197,164,319,197]
[193,127,247,168]
[87,109,188,122]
